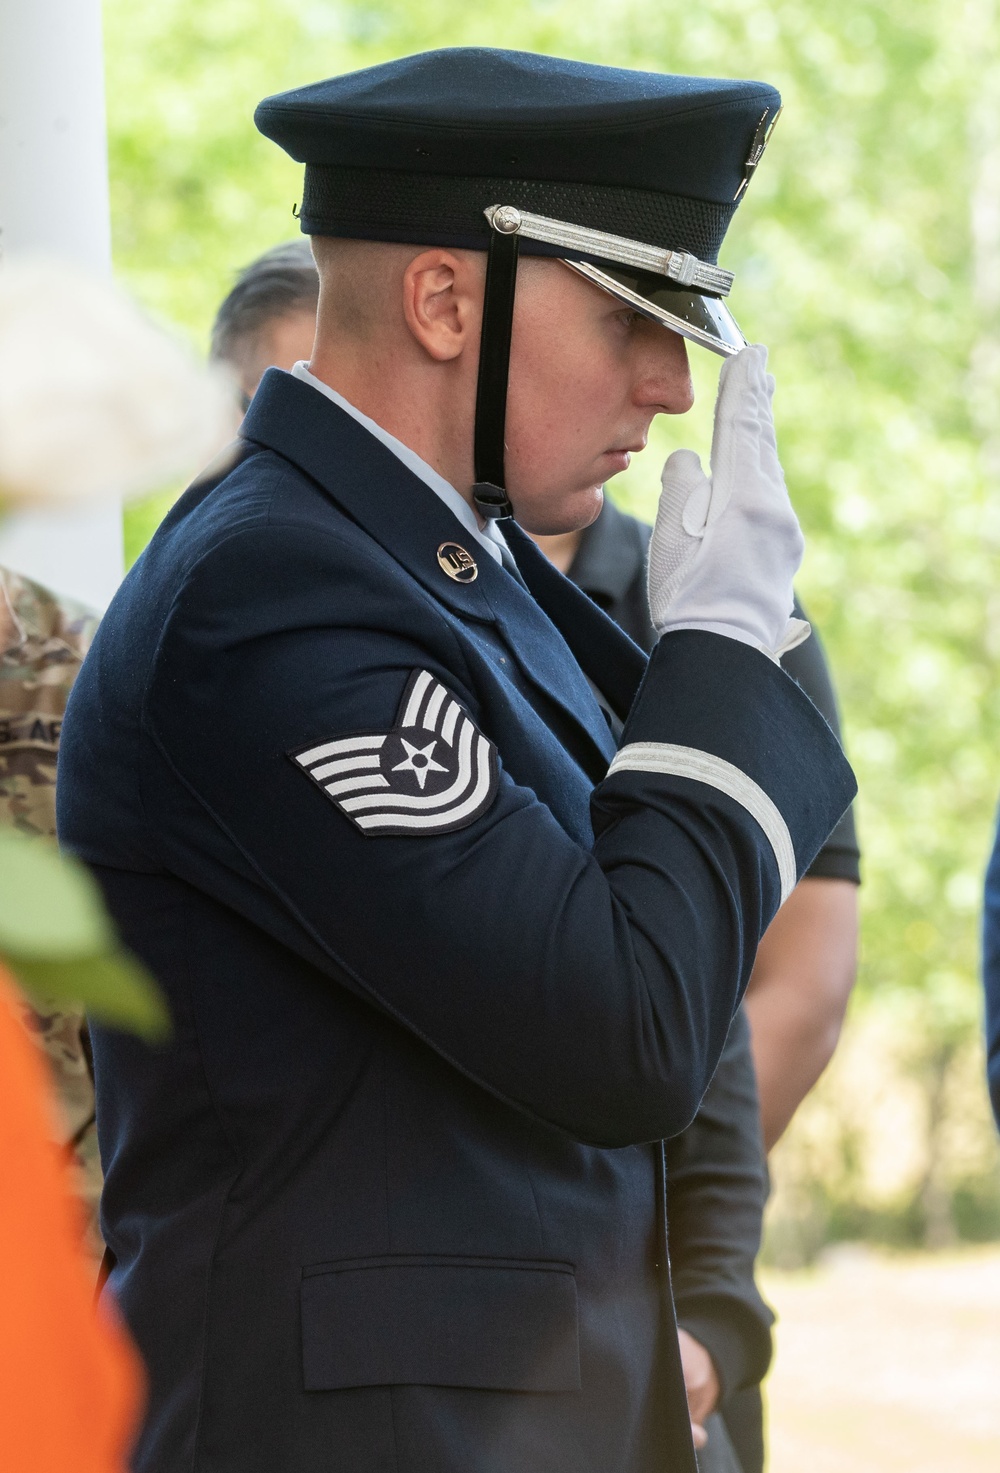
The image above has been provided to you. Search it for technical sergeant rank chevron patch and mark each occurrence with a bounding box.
[289,670,500,836]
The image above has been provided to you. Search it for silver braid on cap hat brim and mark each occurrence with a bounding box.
[485,205,734,297]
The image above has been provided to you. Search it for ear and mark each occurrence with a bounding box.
[401,249,481,363]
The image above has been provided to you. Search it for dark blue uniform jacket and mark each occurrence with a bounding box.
[58,370,855,1473]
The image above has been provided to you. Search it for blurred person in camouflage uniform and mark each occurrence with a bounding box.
[0,565,103,1261]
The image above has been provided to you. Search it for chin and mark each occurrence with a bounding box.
[516,484,604,537]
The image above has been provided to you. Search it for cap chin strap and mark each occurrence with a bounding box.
[471,219,520,521]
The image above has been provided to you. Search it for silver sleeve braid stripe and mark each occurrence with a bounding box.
[606,742,797,904]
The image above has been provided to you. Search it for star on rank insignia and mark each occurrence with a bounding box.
[289,670,500,836]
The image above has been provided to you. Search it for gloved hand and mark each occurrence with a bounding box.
[647,343,808,660]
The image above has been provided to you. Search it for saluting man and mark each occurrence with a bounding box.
[59,49,854,1473]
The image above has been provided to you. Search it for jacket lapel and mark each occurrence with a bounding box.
[471,554,620,769]
[241,371,618,772]
[503,522,648,722]
[242,370,493,625]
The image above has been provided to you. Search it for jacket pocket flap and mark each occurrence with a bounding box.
[301,1255,580,1392]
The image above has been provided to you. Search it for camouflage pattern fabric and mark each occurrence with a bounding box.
[0,567,103,1262]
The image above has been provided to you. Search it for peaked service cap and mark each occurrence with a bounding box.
[255,48,781,359]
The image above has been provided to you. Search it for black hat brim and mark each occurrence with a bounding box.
[563,260,747,358]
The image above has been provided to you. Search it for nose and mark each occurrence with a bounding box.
[637,329,694,415]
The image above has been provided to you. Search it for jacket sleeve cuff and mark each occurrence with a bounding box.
[608,630,857,905]
[676,1297,774,1401]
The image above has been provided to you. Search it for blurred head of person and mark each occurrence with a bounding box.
[210,240,320,410]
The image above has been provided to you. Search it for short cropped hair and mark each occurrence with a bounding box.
[210,240,320,366]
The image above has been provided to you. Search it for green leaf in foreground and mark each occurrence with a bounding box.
[0,828,112,958]
[9,951,170,1040]
[0,829,169,1040]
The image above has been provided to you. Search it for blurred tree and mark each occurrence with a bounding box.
[105,0,1000,1248]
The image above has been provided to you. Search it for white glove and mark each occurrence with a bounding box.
[647,344,808,660]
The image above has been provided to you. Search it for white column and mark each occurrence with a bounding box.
[0,0,123,611]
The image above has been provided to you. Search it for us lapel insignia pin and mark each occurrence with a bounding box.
[437,542,478,583]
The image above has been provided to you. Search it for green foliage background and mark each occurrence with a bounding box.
[106,0,1000,1250]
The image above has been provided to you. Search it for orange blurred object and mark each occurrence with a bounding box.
[0,964,144,1471]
